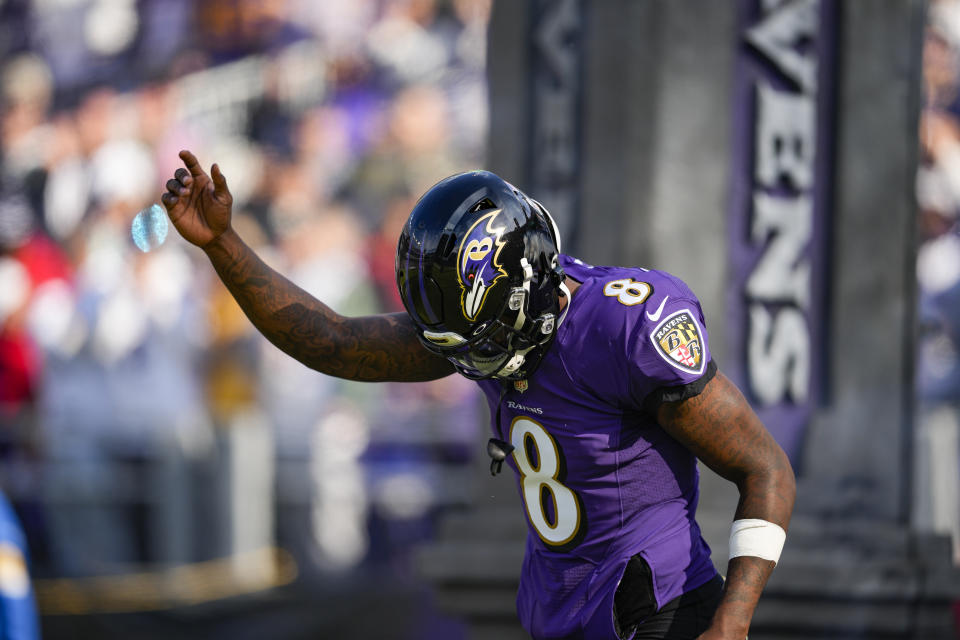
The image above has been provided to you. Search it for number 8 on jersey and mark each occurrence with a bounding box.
[510,417,584,548]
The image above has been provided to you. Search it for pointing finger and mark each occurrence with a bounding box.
[179,150,206,179]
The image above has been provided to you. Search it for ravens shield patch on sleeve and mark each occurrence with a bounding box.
[650,309,706,375]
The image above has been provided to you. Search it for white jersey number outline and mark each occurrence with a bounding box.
[509,417,583,547]
[603,278,652,306]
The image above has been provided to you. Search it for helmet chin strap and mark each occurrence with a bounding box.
[497,277,572,379]
[499,278,533,377]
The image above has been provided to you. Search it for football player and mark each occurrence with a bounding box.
[162,151,794,640]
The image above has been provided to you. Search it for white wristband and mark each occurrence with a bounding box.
[728,518,786,565]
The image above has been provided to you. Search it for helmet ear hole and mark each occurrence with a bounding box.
[438,233,457,259]
[539,253,551,277]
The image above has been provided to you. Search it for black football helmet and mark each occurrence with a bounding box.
[396,170,565,380]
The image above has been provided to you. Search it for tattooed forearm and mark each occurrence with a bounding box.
[270,305,453,381]
[722,557,773,605]
[203,229,454,382]
[656,371,795,637]
[708,556,776,638]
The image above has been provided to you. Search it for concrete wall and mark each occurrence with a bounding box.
[488,0,734,365]
[488,0,924,524]
[799,0,923,523]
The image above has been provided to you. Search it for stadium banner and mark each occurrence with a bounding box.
[727,0,838,467]
[526,0,585,252]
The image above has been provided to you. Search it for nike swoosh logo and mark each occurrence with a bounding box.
[646,296,669,322]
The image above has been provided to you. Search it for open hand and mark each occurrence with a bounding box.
[160,150,233,249]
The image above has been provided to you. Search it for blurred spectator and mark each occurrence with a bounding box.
[917,0,960,572]
[0,1,491,612]
[919,2,960,405]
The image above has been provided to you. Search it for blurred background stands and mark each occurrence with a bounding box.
[0,1,492,638]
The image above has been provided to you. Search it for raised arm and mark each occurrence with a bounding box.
[161,150,453,383]
[656,371,795,640]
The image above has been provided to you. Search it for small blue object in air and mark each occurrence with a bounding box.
[131,203,169,252]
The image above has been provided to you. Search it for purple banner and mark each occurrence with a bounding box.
[727,0,837,468]
[527,0,584,251]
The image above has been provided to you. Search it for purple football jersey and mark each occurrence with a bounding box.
[477,255,719,640]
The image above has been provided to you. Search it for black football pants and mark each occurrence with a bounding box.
[614,554,724,640]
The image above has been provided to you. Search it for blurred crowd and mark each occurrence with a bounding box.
[918,0,960,565]
[0,0,490,593]
[921,0,960,397]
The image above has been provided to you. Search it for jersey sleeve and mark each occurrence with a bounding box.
[626,294,716,412]
[560,268,716,413]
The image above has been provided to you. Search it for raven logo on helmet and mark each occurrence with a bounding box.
[458,210,507,320]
